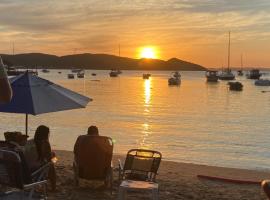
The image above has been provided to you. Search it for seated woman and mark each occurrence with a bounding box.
[24,125,57,191]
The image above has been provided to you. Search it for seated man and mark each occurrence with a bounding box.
[73,126,113,189]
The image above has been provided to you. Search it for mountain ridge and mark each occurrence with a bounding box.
[0,53,206,71]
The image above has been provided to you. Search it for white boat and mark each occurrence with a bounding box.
[219,69,235,80]
[168,72,181,85]
[206,70,219,82]
[109,70,118,77]
[218,31,235,81]
[255,79,270,86]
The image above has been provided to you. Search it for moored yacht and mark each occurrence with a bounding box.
[109,70,118,77]
[218,31,235,81]
[246,69,262,79]
[219,69,235,80]
[228,81,243,91]
[68,73,75,79]
[206,70,219,82]
[168,71,181,86]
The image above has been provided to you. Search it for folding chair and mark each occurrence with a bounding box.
[0,149,51,200]
[73,135,114,193]
[118,149,162,200]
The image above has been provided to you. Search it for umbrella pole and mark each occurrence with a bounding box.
[25,114,28,136]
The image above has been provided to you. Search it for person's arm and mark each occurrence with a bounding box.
[41,140,53,162]
[0,58,12,103]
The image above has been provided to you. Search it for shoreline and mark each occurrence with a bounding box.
[51,150,270,199]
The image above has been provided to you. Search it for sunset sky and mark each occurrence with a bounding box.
[0,0,269,68]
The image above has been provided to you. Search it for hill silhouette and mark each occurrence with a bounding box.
[0,53,206,71]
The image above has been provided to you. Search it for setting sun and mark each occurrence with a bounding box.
[139,47,158,59]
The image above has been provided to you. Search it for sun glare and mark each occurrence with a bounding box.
[139,46,158,59]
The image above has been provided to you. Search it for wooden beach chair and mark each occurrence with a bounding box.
[0,148,51,200]
[117,149,162,200]
[73,135,114,193]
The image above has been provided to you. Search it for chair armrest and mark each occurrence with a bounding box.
[31,162,51,180]
[23,180,47,190]
[118,159,124,182]
[111,161,114,168]
[118,159,123,171]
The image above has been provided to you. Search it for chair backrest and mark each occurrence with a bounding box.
[0,149,27,189]
[123,149,162,182]
[74,135,113,180]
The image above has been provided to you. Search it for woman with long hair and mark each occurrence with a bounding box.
[24,125,56,191]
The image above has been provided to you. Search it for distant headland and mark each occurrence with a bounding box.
[0,53,206,71]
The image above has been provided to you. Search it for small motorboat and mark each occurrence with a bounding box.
[42,69,50,73]
[237,70,244,76]
[77,72,85,78]
[91,73,97,76]
[168,77,181,86]
[168,72,181,86]
[206,70,219,82]
[246,69,262,79]
[109,70,118,77]
[255,79,270,86]
[142,73,151,79]
[228,81,243,91]
[68,74,75,79]
[58,71,62,74]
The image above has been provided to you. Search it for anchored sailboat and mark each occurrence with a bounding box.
[218,31,235,80]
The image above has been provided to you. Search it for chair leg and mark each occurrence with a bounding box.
[117,187,126,200]
[152,188,159,200]
[73,163,79,187]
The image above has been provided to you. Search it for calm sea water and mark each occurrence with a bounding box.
[1,70,270,171]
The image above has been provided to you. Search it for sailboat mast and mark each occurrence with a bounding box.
[227,31,230,70]
[118,44,120,57]
[241,54,243,70]
[12,42,14,55]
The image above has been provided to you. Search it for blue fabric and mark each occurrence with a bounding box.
[0,71,91,115]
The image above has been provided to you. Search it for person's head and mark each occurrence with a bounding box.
[34,125,50,142]
[34,125,50,160]
[87,125,99,136]
[4,131,28,146]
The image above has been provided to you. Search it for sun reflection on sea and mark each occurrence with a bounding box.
[144,79,151,111]
[139,79,152,149]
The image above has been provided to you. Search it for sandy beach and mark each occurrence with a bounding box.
[48,150,270,200]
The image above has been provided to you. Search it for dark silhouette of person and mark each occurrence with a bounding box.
[87,125,99,136]
[0,56,12,103]
[24,125,57,191]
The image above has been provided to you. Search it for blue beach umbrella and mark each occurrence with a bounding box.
[0,71,91,135]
